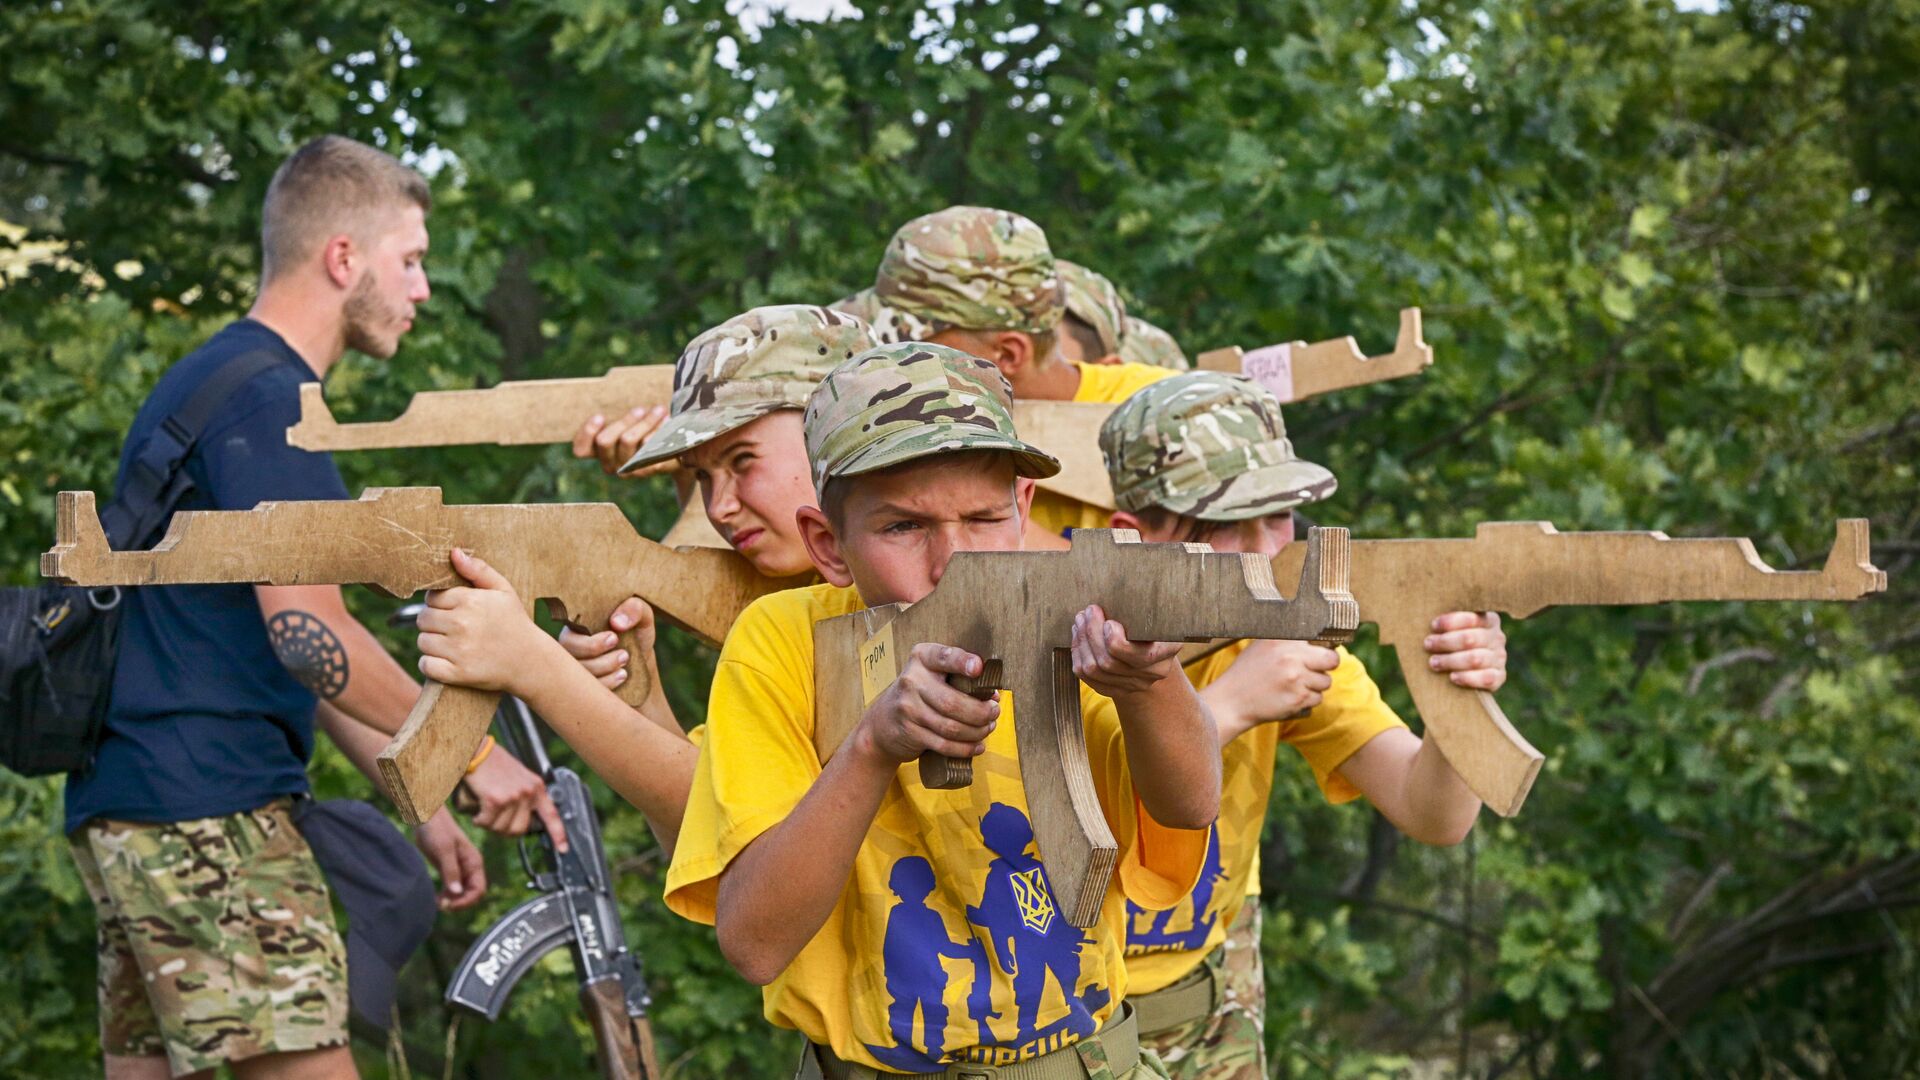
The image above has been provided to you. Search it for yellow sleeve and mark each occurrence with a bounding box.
[662,597,821,925]
[1081,686,1212,912]
[1277,648,1409,804]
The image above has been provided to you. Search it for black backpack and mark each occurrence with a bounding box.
[0,349,284,776]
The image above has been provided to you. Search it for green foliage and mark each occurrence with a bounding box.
[4,0,1918,1075]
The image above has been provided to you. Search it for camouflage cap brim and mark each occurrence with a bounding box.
[827,422,1061,488]
[1157,454,1338,520]
[618,400,788,474]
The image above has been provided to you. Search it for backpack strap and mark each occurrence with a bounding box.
[99,347,290,548]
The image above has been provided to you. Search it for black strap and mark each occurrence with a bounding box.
[98,347,289,549]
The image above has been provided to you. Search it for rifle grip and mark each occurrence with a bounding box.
[610,625,655,709]
[377,682,503,826]
[581,977,661,1080]
[922,660,1004,790]
[1390,640,1543,818]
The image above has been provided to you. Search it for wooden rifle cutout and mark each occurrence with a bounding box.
[1190,521,1886,818]
[1196,308,1431,404]
[810,527,1359,928]
[284,309,1433,513]
[43,488,783,825]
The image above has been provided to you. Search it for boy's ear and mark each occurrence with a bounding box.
[795,504,855,588]
[997,331,1038,375]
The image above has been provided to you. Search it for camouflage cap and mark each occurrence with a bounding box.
[873,206,1064,335]
[830,287,938,345]
[1057,259,1127,356]
[804,342,1061,494]
[1119,315,1191,370]
[619,305,876,473]
[1099,371,1335,520]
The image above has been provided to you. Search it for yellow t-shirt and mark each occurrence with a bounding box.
[1121,642,1406,995]
[1027,361,1178,539]
[664,582,1211,1070]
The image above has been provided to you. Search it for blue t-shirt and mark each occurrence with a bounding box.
[64,319,352,832]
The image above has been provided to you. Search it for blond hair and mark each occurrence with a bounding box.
[260,135,430,282]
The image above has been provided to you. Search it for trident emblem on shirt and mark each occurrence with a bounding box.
[1011,867,1055,934]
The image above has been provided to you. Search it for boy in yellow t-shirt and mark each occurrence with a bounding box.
[666,343,1226,1077]
[1096,372,1509,1078]
[867,205,1179,541]
[408,305,877,848]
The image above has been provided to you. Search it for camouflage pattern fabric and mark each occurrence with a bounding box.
[67,799,349,1074]
[1118,316,1190,371]
[1057,260,1128,357]
[831,287,937,345]
[620,304,878,473]
[1099,371,1335,520]
[874,206,1064,335]
[1138,906,1266,1080]
[804,342,1060,494]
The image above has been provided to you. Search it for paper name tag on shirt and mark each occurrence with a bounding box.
[1238,342,1296,402]
[858,623,899,706]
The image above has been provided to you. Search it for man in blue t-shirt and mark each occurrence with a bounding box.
[64,136,562,1080]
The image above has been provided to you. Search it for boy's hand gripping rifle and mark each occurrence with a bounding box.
[284,311,1432,514]
[1241,521,1887,818]
[441,682,662,1080]
[811,527,1360,928]
[41,487,782,824]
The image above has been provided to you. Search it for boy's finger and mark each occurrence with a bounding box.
[415,630,452,658]
[559,628,615,659]
[571,414,607,457]
[1301,646,1341,672]
[1422,628,1495,654]
[609,597,651,632]
[1450,668,1506,690]
[908,706,995,747]
[912,643,983,678]
[913,679,1001,726]
[424,587,463,609]
[450,548,513,591]
[1429,610,1486,633]
[1429,647,1504,673]
[1304,671,1334,694]
[418,655,455,683]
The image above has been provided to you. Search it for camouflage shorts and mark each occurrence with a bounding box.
[67,798,350,1074]
[1138,905,1266,1080]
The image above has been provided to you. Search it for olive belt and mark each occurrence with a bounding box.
[1127,961,1216,1037]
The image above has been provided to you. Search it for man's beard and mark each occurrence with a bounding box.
[343,270,404,359]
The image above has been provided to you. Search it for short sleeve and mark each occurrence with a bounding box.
[199,370,350,511]
[1278,648,1409,803]
[1080,686,1212,912]
[663,595,823,924]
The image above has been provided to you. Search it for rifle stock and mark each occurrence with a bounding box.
[812,527,1357,928]
[581,977,662,1080]
[42,487,781,823]
[1245,520,1886,817]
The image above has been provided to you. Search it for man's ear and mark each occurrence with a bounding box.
[795,504,854,588]
[321,233,357,290]
[1013,477,1036,526]
[1109,509,1145,534]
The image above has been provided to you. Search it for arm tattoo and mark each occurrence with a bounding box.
[267,610,350,699]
